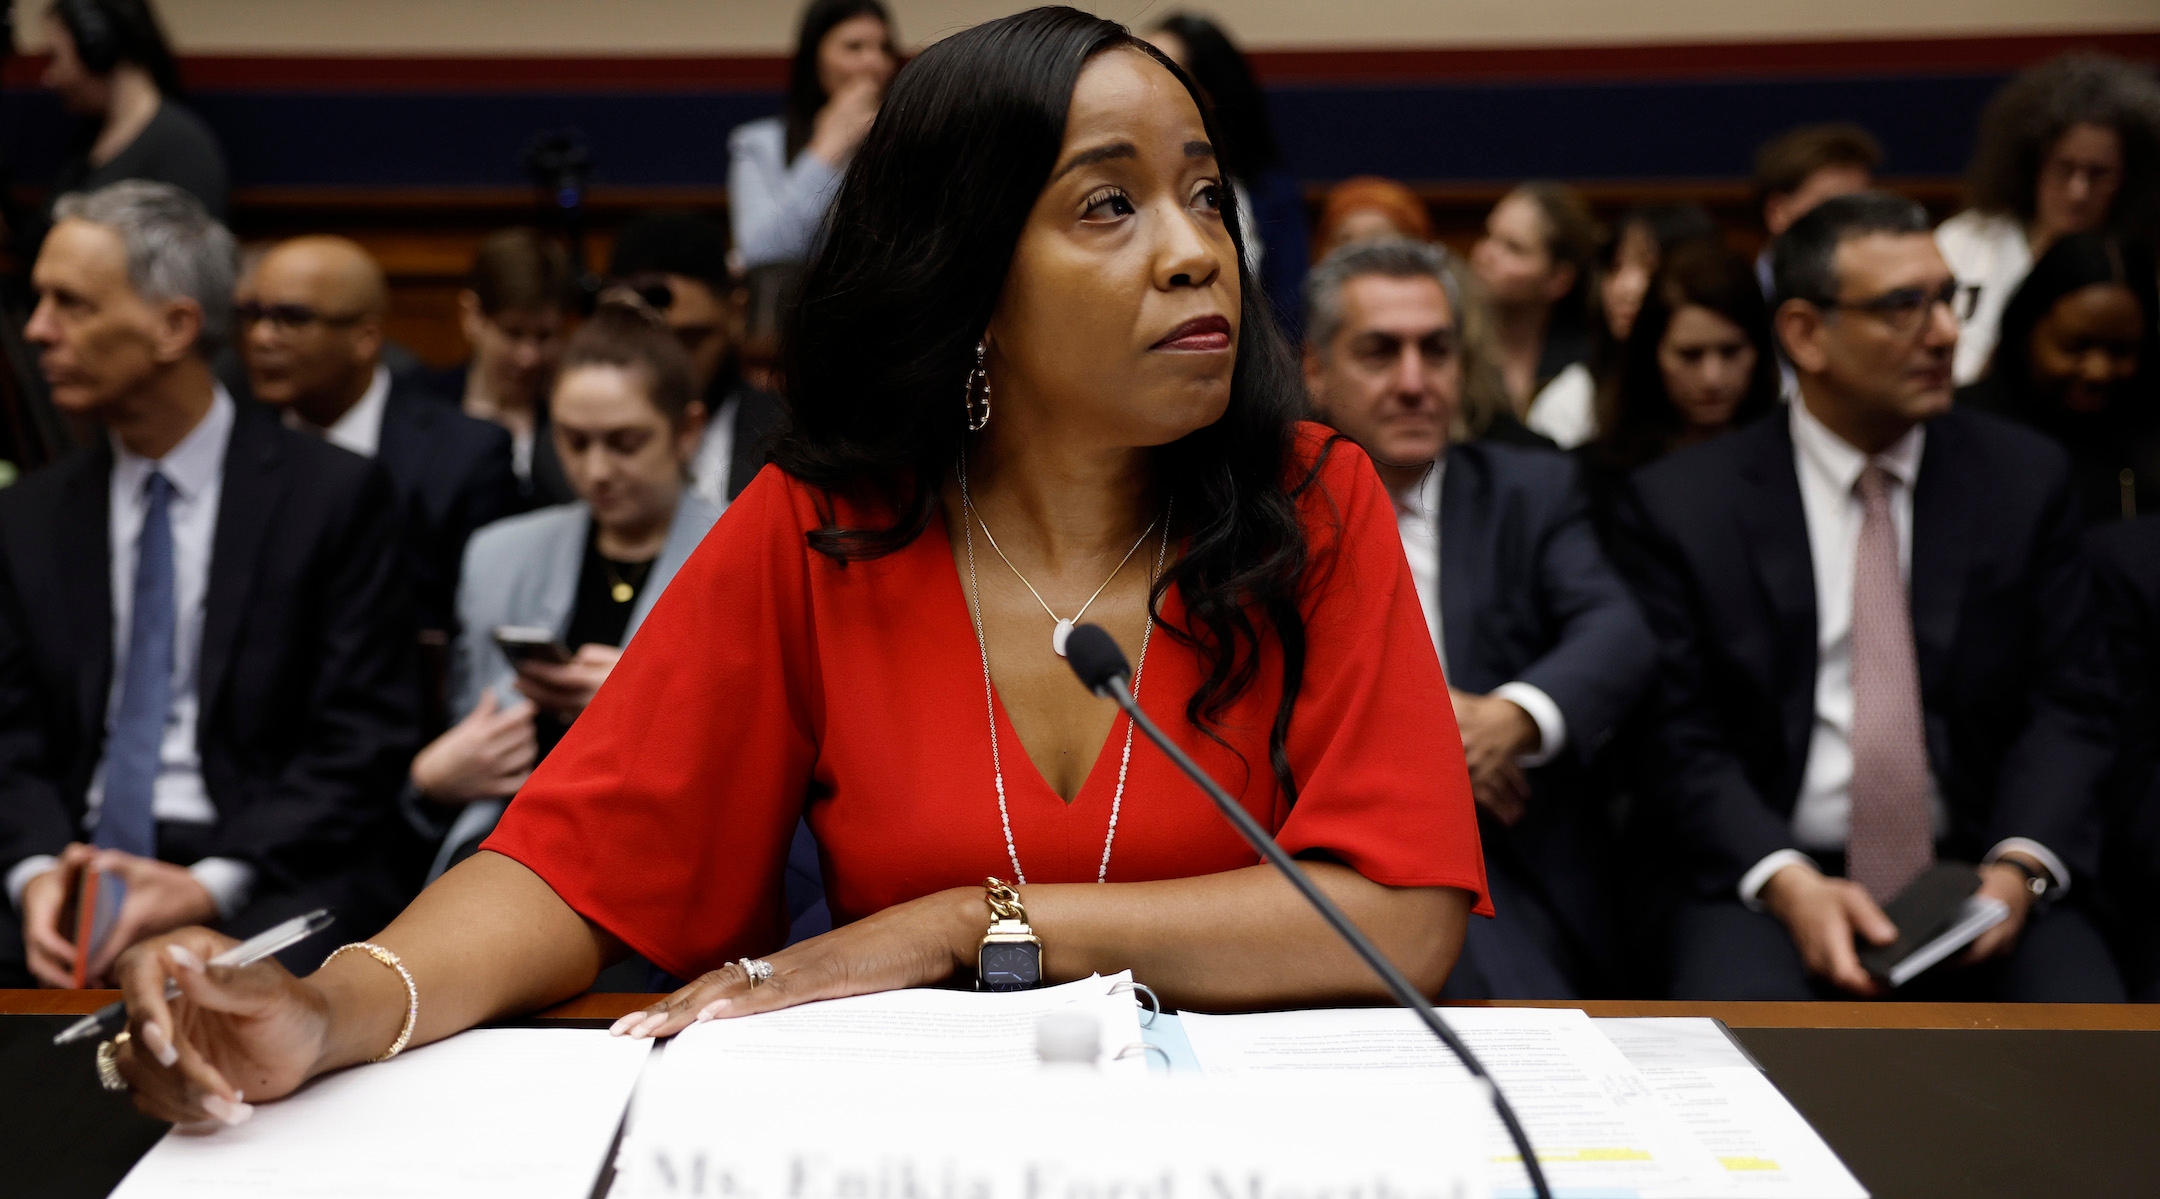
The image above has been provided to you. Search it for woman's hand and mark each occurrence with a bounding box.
[806,77,882,166]
[608,887,979,1039]
[110,928,334,1126]
[412,691,538,803]
[513,644,621,722]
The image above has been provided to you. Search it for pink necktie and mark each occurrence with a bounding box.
[1847,465,1935,903]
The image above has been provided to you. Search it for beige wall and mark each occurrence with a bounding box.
[13,0,2159,55]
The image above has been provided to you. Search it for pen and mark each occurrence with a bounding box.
[52,908,337,1046]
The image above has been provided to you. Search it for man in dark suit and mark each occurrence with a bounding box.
[241,236,516,645]
[2091,517,2160,1000]
[607,213,783,506]
[1303,238,1656,998]
[0,182,419,987]
[1618,193,2123,1000]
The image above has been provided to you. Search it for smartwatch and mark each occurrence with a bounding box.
[977,877,1043,991]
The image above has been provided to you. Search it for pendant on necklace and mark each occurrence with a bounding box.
[1052,618,1075,657]
[611,581,634,604]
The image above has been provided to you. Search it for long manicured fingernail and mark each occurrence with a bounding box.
[607,1012,641,1037]
[631,1011,668,1039]
[167,945,204,972]
[141,1021,179,1068]
[694,998,731,1022]
[200,1094,254,1126]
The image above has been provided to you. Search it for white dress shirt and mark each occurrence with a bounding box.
[1391,460,1567,767]
[1525,362,1598,449]
[6,389,256,917]
[295,364,391,459]
[687,392,740,514]
[1737,400,2067,904]
[1936,209,2031,388]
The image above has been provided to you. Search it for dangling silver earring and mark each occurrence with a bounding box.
[964,340,991,431]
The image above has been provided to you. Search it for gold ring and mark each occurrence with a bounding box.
[96,1035,130,1092]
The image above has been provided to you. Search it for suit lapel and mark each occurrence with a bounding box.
[198,409,289,714]
[1733,417,1819,763]
[1908,418,1972,694]
[56,444,115,744]
[1436,452,1482,687]
[374,383,428,494]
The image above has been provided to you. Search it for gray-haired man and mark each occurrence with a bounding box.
[0,181,421,986]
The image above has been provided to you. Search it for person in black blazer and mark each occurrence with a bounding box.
[1304,238,1656,997]
[1,183,418,987]
[2090,517,2160,999]
[240,237,516,652]
[607,212,784,506]
[1618,193,2123,1000]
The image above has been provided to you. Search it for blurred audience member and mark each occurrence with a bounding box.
[1302,239,1655,998]
[25,0,225,258]
[405,301,718,882]
[1600,204,1719,346]
[1472,182,1603,446]
[1960,234,2159,523]
[1584,241,1780,537]
[441,228,578,509]
[1146,13,1311,338]
[608,212,784,510]
[1751,124,1882,295]
[737,262,804,394]
[1619,193,2121,1001]
[1938,54,2160,384]
[1313,176,1434,260]
[729,0,898,268]
[2090,515,2160,1001]
[0,183,417,986]
[242,237,517,645]
[1544,202,1723,451]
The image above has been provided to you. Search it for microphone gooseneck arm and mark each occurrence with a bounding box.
[1068,627,1551,1199]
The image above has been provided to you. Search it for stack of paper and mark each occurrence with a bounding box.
[1180,1008,1866,1199]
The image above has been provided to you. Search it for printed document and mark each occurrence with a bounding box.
[1595,1018,1868,1198]
[1180,1006,1732,1199]
[108,1027,652,1199]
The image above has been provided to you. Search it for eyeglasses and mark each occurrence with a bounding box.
[233,302,368,333]
[1819,280,1980,335]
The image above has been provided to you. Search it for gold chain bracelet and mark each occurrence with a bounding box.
[321,942,418,1062]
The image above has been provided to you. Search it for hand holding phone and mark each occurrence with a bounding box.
[493,625,573,666]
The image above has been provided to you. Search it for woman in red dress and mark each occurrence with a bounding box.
[110,7,1485,1124]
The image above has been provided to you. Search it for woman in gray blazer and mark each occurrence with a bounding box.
[406,302,721,880]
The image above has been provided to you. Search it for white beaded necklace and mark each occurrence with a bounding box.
[958,454,1171,884]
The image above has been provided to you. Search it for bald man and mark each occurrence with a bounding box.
[243,237,516,665]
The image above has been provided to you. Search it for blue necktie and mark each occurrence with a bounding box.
[97,471,174,857]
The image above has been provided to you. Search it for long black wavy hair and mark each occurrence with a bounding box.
[770,6,1323,801]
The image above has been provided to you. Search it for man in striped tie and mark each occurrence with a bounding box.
[0,182,421,988]
[1619,193,2124,1000]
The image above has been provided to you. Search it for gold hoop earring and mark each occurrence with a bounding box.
[964,340,991,431]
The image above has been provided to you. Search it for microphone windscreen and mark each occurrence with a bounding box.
[1063,623,1131,694]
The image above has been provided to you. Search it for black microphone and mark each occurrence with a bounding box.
[1064,623,1553,1199]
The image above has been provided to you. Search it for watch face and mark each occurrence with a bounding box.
[979,941,1042,991]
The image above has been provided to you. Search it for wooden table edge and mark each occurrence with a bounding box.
[6,990,2154,1029]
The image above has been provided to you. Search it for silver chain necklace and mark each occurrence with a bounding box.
[958,454,1171,884]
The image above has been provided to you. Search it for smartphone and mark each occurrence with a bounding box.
[67,868,126,989]
[493,625,573,666]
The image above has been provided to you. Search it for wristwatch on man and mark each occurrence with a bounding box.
[978,877,1043,991]
[1995,855,2054,903]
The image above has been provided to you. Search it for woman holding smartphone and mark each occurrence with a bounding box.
[404,300,718,879]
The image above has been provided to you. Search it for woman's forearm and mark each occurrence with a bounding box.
[1016,864,1471,1012]
[305,851,617,1076]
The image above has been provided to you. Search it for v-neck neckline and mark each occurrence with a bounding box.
[930,506,1137,811]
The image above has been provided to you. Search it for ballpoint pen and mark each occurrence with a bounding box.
[52,908,337,1046]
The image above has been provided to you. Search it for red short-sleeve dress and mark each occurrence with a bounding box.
[483,422,1488,981]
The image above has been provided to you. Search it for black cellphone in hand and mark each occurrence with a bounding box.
[493,625,573,665]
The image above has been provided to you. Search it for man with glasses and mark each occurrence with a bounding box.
[605,213,784,511]
[241,236,516,661]
[1617,192,2124,1000]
